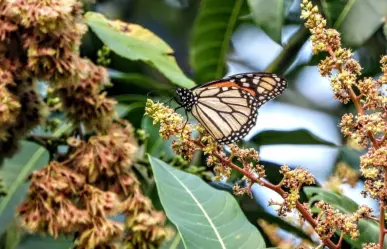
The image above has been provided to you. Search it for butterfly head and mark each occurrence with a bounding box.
[175,88,197,111]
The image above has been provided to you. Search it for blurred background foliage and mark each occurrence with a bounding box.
[1,0,387,248]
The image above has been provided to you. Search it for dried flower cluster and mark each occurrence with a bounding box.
[0,0,117,159]
[0,0,170,248]
[18,122,169,249]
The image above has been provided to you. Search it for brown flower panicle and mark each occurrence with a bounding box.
[19,121,169,249]
[0,0,169,248]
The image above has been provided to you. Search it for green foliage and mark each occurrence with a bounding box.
[339,147,361,170]
[85,12,195,88]
[250,129,337,147]
[320,0,347,26]
[305,187,385,248]
[247,0,294,44]
[0,222,21,249]
[334,0,387,47]
[148,155,266,249]
[2,0,387,248]
[16,236,72,249]
[190,0,244,83]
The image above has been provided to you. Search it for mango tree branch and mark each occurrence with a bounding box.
[326,46,384,249]
[194,140,339,249]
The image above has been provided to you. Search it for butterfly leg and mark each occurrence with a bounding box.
[180,110,189,136]
[163,96,175,105]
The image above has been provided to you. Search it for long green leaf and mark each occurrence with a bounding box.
[251,129,337,147]
[334,0,387,47]
[86,12,195,88]
[149,155,265,249]
[304,187,385,248]
[0,123,71,235]
[190,0,244,83]
[247,0,293,44]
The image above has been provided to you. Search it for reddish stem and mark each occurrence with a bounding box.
[195,141,339,249]
[326,46,384,249]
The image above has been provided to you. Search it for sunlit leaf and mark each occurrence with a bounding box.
[86,12,195,88]
[247,0,294,44]
[250,129,337,147]
[334,0,387,47]
[190,0,244,83]
[149,155,265,249]
[304,187,385,248]
[0,124,71,235]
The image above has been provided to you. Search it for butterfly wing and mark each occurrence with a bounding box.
[195,72,287,107]
[191,86,259,144]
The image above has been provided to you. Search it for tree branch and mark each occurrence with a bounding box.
[194,140,338,249]
[326,46,384,249]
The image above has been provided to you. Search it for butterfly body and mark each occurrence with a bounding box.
[175,73,287,144]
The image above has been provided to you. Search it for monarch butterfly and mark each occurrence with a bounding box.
[175,72,287,144]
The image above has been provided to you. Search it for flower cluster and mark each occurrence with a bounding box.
[302,0,387,202]
[313,201,372,240]
[18,122,169,249]
[0,1,170,247]
[146,99,318,220]
[145,99,200,160]
[0,0,117,160]
[301,1,387,247]
[268,165,314,216]
[324,162,360,194]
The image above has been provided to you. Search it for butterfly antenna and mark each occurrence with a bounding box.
[147,91,156,97]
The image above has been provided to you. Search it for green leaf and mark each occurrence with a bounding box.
[321,0,347,26]
[141,116,174,161]
[338,147,361,170]
[334,0,387,47]
[304,187,384,248]
[190,0,244,83]
[247,0,293,44]
[0,123,71,235]
[109,70,173,93]
[250,129,337,146]
[0,221,22,249]
[148,155,265,249]
[16,235,72,249]
[85,12,195,88]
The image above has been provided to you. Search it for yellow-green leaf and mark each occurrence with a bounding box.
[85,12,195,88]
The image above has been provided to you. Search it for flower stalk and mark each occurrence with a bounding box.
[301,1,387,248]
[145,99,370,249]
